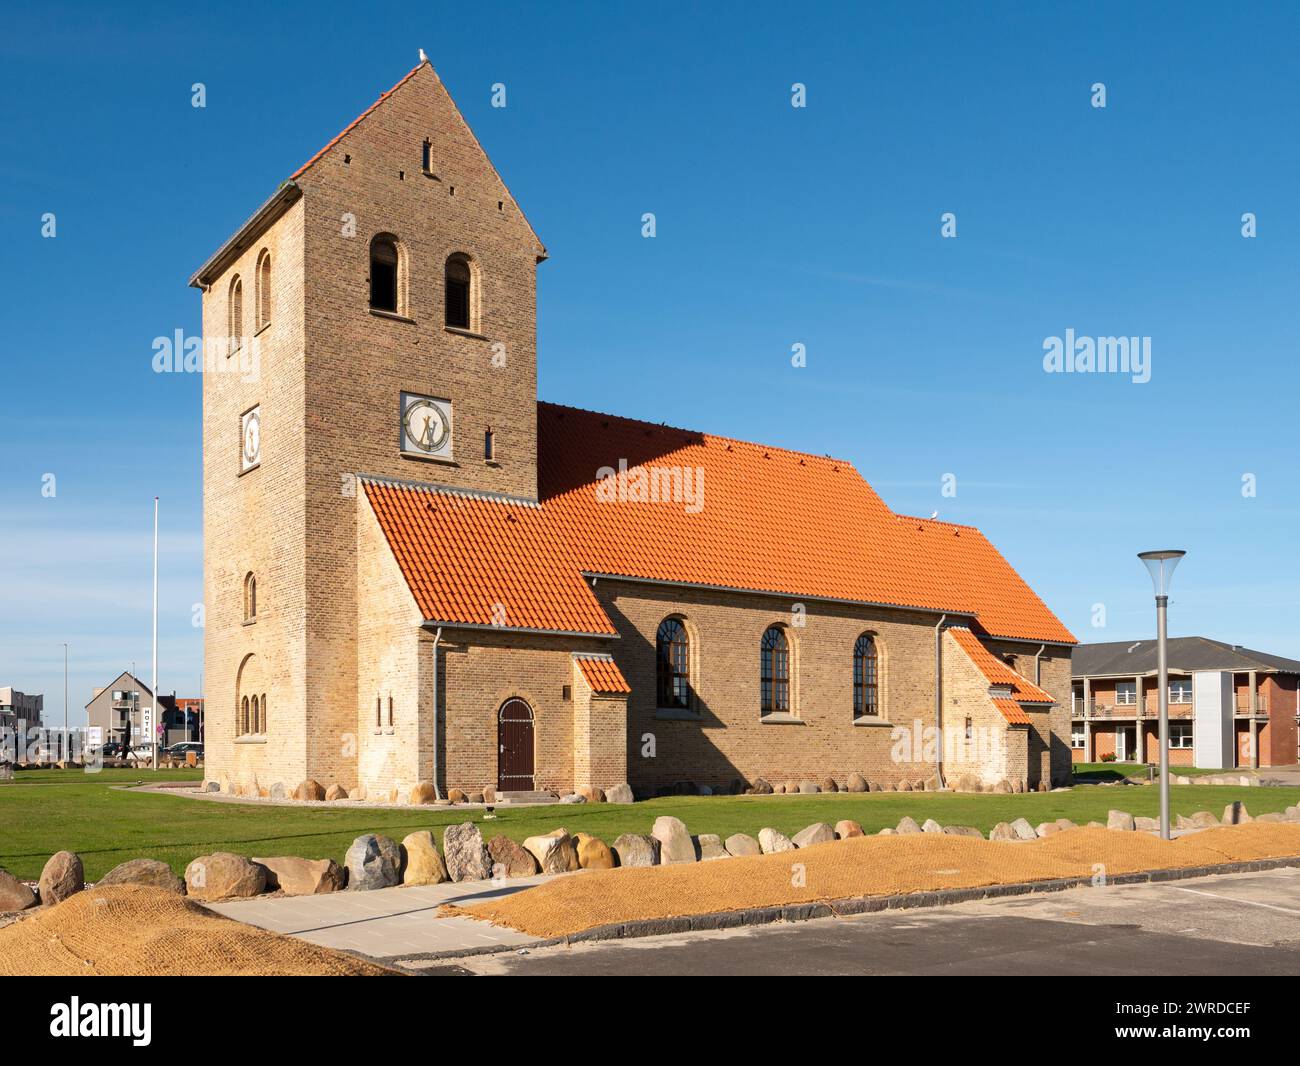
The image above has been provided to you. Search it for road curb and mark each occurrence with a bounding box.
[388,853,1300,963]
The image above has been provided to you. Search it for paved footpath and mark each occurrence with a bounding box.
[205,876,549,959]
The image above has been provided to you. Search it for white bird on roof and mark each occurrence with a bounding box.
[930,510,939,520]
[419,48,429,64]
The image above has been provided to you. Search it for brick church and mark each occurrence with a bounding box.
[192,58,1076,801]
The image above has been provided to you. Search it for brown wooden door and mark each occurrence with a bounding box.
[497,698,535,791]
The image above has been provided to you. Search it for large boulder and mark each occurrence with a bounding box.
[1223,801,1252,825]
[1009,817,1037,841]
[560,793,586,805]
[611,833,659,867]
[782,780,799,795]
[39,851,84,905]
[694,833,730,861]
[1191,810,1220,828]
[1035,822,1061,838]
[820,777,839,793]
[523,829,579,875]
[792,822,836,848]
[1134,816,1159,832]
[1106,810,1136,832]
[797,780,820,794]
[443,823,492,882]
[98,858,184,894]
[724,833,761,857]
[447,788,467,804]
[0,868,37,911]
[575,786,605,804]
[325,784,348,802]
[575,833,616,869]
[185,852,267,900]
[255,855,344,895]
[344,834,402,890]
[749,778,774,795]
[604,782,634,804]
[895,816,922,835]
[651,816,696,865]
[293,779,325,802]
[487,835,538,878]
[989,821,1016,841]
[921,818,944,834]
[844,772,868,793]
[835,819,864,839]
[943,825,983,838]
[400,832,448,886]
[409,782,438,805]
[758,827,795,854]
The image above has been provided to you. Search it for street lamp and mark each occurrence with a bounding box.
[1138,549,1186,840]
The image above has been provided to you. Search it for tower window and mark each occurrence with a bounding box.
[422,139,432,173]
[369,235,400,313]
[445,255,472,329]
[761,626,790,715]
[243,572,257,622]
[228,275,243,353]
[484,428,495,461]
[255,249,272,330]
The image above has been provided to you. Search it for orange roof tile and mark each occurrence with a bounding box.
[574,655,631,695]
[363,479,617,636]
[362,405,1075,645]
[991,697,1033,726]
[948,626,1057,704]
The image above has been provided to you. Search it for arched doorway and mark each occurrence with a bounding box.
[497,698,535,792]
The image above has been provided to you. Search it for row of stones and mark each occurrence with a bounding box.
[745,772,1038,796]
[209,778,636,805]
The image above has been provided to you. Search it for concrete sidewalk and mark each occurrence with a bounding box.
[205,876,550,959]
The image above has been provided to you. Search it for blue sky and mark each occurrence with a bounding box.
[3,1,1298,722]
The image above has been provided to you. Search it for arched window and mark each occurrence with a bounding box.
[243,572,256,622]
[240,696,250,736]
[369,235,400,313]
[255,249,272,330]
[760,626,790,715]
[261,693,268,734]
[250,694,260,735]
[656,617,690,709]
[228,275,243,353]
[853,633,879,719]
[445,254,473,330]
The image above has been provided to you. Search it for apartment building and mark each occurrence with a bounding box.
[1072,637,1300,769]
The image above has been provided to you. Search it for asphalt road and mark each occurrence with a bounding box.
[407,866,1300,976]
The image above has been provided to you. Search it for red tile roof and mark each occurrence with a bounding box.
[573,655,631,695]
[363,479,617,636]
[362,404,1076,645]
[991,697,1033,726]
[948,626,1057,704]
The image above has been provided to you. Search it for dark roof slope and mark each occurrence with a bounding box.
[1073,636,1300,678]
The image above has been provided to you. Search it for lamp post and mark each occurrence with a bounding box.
[1138,549,1186,840]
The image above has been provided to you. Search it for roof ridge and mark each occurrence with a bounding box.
[896,513,981,533]
[290,60,426,181]
[539,400,855,469]
[359,472,540,508]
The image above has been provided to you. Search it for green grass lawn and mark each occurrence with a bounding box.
[1071,762,1230,783]
[3,767,1299,881]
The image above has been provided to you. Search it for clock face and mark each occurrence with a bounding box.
[241,406,261,471]
[401,395,452,456]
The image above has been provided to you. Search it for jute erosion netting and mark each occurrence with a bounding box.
[0,885,396,976]
[444,824,1300,939]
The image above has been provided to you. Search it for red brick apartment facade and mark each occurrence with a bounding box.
[192,58,1077,801]
[1072,637,1300,769]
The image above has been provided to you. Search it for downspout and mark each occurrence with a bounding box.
[1034,643,1046,685]
[430,626,443,800]
[934,614,948,789]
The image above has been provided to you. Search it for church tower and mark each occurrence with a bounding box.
[194,59,546,792]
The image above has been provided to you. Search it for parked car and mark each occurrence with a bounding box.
[163,741,204,761]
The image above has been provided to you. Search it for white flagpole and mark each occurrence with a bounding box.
[152,496,159,771]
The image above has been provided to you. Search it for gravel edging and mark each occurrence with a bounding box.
[384,853,1300,964]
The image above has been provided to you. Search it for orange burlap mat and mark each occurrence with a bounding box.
[444,824,1300,939]
[0,885,395,976]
